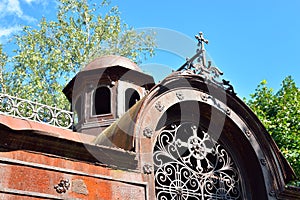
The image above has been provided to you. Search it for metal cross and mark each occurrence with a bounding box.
[176,32,209,71]
[195,32,208,68]
[195,32,208,49]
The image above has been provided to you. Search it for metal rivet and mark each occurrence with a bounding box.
[245,130,251,137]
[176,92,184,100]
[201,93,207,101]
[226,108,231,115]
[143,127,153,138]
[110,81,116,87]
[260,159,267,166]
[143,164,153,174]
[155,101,164,112]
[269,190,276,197]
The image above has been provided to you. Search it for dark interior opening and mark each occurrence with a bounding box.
[74,95,82,122]
[154,101,268,200]
[93,86,111,115]
[125,88,140,111]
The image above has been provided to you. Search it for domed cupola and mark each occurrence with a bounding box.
[63,55,155,136]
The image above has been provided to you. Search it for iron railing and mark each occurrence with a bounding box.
[0,93,73,129]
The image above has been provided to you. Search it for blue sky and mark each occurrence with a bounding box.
[0,0,299,98]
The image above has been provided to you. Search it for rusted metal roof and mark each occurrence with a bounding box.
[0,113,138,170]
[82,55,143,73]
[63,55,155,103]
[0,114,93,144]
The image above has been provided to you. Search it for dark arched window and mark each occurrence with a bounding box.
[153,122,243,199]
[125,88,140,111]
[153,101,245,199]
[74,95,82,123]
[93,86,111,115]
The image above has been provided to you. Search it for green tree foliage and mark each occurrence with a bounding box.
[3,0,155,109]
[0,45,8,93]
[247,76,300,185]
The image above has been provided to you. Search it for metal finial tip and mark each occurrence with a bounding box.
[195,32,208,44]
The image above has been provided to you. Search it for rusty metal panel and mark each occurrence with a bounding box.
[0,154,147,200]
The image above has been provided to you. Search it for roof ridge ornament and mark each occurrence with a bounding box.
[177,32,236,95]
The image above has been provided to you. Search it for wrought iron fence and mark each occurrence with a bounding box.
[0,93,73,129]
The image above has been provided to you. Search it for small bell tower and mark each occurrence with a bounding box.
[63,55,155,136]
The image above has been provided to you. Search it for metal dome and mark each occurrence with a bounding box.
[82,55,142,72]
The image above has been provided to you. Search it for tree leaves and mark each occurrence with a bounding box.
[0,45,8,93]
[247,76,300,186]
[2,0,155,109]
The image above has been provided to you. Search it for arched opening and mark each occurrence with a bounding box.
[154,122,243,199]
[74,95,82,123]
[153,101,268,200]
[93,86,111,115]
[125,88,140,111]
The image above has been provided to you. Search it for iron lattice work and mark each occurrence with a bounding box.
[153,123,242,200]
[0,93,73,129]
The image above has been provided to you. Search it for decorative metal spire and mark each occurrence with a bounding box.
[177,32,236,95]
[195,32,209,69]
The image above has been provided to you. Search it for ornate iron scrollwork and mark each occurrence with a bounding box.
[153,122,242,199]
[177,32,236,95]
[0,93,73,128]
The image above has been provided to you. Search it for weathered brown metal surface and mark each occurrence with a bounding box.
[62,55,155,139]
[63,56,155,103]
[0,115,138,170]
[0,114,93,144]
[277,186,300,199]
[0,150,146,199]
[1,52,300,199]
[83,55,143,72]
[0,115,145,199]
[92,70,299,199]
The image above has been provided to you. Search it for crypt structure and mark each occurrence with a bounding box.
[0,33,299,199]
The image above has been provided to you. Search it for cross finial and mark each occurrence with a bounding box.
[195,32,208,68]
[195,32,208,47]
